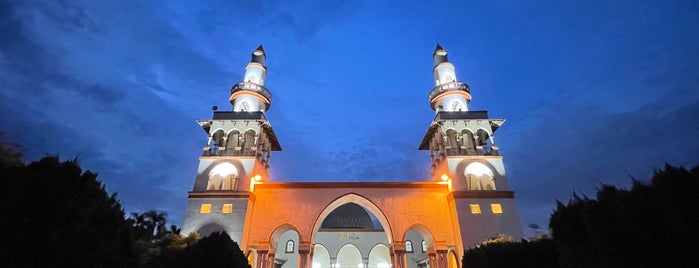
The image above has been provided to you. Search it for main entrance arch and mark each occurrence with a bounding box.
[311,194,393,268]
[241,182,466,268]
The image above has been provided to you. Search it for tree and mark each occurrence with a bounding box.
[463,237,560,268]
[146,232,250,268]
[0,156,137,267]
[0,135,23,167]
[129,210,171,241]
[549,164,699,268]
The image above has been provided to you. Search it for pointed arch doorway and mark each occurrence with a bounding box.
[310,194,393,268]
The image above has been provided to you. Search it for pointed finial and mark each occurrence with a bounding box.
[434,42,444,52]
[433,43,448,65]
[251,44,266,64]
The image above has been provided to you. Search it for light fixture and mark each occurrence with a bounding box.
[254,174,262,181]
[441,174,449,181]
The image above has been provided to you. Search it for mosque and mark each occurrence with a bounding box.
[180,45,522,268]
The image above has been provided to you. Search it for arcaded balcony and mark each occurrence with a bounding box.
[231,81,272,103]
[428,81,470,103]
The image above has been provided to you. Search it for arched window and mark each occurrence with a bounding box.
[243,130,256,154]
[462,130,476,155]
[226,130,241,154]
[209,130,225,156]
[445,129,459,155]
[421,240,427,252]
[464,162,495,190]
[475,129,491,154]
[207,162,238,190]
[285,240,295,253]
[240,101,249,112]
[405,240,413,253]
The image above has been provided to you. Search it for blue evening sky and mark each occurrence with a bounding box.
[2,0,698,236]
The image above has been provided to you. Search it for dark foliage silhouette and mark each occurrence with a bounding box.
[550,164,699,268]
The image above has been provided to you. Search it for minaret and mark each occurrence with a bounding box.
[430,44,471,112]
[181,45,282,243]
[231,45,270,112]
[418,44,522,247]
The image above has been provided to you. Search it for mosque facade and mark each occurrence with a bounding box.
[180,45,522,268]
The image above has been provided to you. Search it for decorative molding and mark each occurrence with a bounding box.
[452,190,514,198]
[188,191,251,198]
[254,182,451,189]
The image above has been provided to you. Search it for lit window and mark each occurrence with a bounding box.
[470,204,481,214]
[222,203,233,214]
[200,204,211,214]
[491,204,503,214]
[405,240,413,252]
[421,240,427,252]
[285,240,295,253]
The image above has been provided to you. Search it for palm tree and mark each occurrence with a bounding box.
[143,210,168,239]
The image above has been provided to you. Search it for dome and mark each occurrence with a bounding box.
[321,203,376,230]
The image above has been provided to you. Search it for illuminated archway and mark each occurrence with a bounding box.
[464,162,495,190]
[270,224,301,268]
[368,244,390,268]
[336,244,362,268]
[207,162,239,190]
[312,244,331,268]
[310,193,393,244]
[404,224,436,268]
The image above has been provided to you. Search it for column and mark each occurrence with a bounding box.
[256,250,268,268]
[428,253,437,268]
[435,250,448,268]
[391,243,406,268]
[298,243,312,268]
[267,252,276,268]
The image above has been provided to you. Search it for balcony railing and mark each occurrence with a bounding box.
[203,146,259,157]
[428,81,470,102]
[442,146,499,157]
[231,82,272,102]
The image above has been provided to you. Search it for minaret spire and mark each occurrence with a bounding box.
[251,45,266,64]
[230,45,271,112]
[429,44,471,112]
[433,43,448,65]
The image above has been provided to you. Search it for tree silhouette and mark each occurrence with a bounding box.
[550,164,699,268]
[0,156,137,267]
[146,231,250,268]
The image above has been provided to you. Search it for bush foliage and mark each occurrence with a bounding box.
[0,142,250,267]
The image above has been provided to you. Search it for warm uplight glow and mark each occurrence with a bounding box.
[358,264,364,268]
[254,174,262,181]
[200,204,211,214]
[441,174,449,181]
[210,162,238,177]
[491,203,503,214]
[465,162,493,177]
